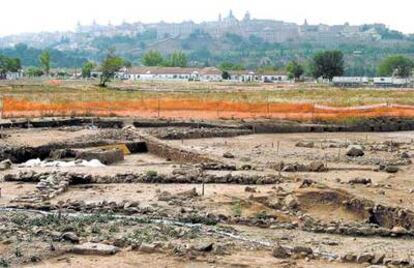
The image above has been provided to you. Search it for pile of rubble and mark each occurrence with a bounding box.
[11,173,73,202]
[4,170,281,185]
[268,161,327,172]
[147,127,252,140]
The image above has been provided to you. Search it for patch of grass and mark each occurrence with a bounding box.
[14,248,22,258]
[108,223,120,233]
[127,226,157,244]
[146,170,158,177]
[0,258,9,267]
[255,211,269,220]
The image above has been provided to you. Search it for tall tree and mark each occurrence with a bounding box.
[26,67,44,78]
[0,55,21,79]
[142,50,164,66]
[99,50,124,87]
[39,51,51,76]
[0,55,9,79]
[286,61,304,80]
[310,50,344,80]
[167,51,188,67]
[377,55,414,77]
[81,61,96,78]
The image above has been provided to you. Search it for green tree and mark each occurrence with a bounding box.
[0,55,21,79]
[286,61,304,80]
[81,61,96,78]
[142,50,164,66]
[222,71,231,80]
[26,67,44,78]
[99,50,124,87]
[123,60,132,68]
[0,55,9,79]
[377,55,414,77]
[310,50,344,80]
[218,62,245,71]
[39,51,51,76]
[167,51,188,67]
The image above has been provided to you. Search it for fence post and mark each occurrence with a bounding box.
[266,94,270,116]
[0,95,3,120]
[157,94,160,118]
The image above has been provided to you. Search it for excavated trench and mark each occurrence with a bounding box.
[2,116,414,133]
[3,117,414,231]
[0,141,148,163]
[296,187,414,230]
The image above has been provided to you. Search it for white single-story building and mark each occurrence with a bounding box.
[227,70,289,83]
[119,67,223,82]
[373,77,410,88]
[332,76,369,87]
[228,71,257,82]
[2,71,23,80]
[259,72,289,83]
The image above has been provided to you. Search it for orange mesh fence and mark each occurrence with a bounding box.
[3,96,414,121]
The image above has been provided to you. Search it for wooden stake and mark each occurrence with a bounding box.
[277,141,280,156]
[157,96,160,118]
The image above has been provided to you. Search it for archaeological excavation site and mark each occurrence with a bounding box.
[0,116,414,268]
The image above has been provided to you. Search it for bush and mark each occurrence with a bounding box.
[146,170,158,177]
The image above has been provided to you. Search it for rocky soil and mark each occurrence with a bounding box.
[1,123,414,267]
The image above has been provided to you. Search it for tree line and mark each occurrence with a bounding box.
[3,48,414,84]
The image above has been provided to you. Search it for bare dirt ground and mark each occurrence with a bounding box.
[1,124,414,267]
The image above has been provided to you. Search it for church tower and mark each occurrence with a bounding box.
[243,11,251,22]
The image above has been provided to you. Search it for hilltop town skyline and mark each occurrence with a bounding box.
[1,0,414,36]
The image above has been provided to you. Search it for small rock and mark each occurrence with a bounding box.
[223,152,235,159]
[391,226,407,234]
[284,195,299,209]
[371,253,385,265]
[271,161,285,171]
[356,253,374,263]
[123,201,139,209]
[346,146,364,157]
[272,244,291,259]
[72,243,120,256]
[0,159,12,171]
[194,242,214,252]
[292,246,313,256]
[245,186,257,193]
[299,179,315,188]
[384,166,399,174]
[308,161,326,172]
[349,177,372,185]
[139,243,158,253]
[295,142,314,148]
[400,152,410,159]
[61,232,80,244]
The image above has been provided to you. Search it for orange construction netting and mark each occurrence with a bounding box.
[3,96,414,121]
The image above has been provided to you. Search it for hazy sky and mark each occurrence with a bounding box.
[1,0,413,36]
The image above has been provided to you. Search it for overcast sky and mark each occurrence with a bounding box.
[1,0,413,36]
